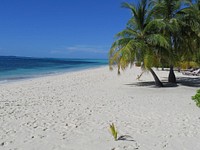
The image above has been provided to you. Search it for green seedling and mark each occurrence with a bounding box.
[192,89,200,107]
[109,123,118,141]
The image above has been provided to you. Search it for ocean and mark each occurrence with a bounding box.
[0,56,107,83]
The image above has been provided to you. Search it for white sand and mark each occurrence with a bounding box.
[1,66,200,150]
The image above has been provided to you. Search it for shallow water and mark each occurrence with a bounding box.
[0,56,107,82]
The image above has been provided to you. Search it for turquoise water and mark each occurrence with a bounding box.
[0,56,108,83]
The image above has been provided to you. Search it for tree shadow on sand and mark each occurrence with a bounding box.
[176,77,200,87]
[125,81,179,88]
[125,76,200,88]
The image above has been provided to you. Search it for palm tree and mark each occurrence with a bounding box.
[151,0,200,83]
[159,0,200,72]
[109,0,169,87]
[150,0,185,83]
[178,0,200,65]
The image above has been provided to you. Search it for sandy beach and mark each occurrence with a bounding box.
[1,66,200,150]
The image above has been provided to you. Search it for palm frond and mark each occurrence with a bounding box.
[144,19,166,33]
[147,34,169,48]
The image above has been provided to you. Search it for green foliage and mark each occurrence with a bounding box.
[178,61,199,69]
[192,89,200,107]
[109,123,118,141]
[143,51,160,69]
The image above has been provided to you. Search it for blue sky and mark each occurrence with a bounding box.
[0,0,133,59]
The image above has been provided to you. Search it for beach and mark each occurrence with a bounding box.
[1,66,200,150]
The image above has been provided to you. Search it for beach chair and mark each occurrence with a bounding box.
[182,68,195,75]
[191,69,200,76]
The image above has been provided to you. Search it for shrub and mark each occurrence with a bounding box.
[192,89,200,107]
[179,61,199,70]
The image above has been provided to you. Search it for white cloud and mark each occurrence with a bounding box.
[49,45,109,58]
[65,45,108,54]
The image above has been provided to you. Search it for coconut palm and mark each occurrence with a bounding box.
[178,0,200,65]
[160,0,200,72]
[151,0,200,83]
[150,0,185,83]
[109,0,169,87]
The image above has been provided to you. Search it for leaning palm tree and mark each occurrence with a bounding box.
[109,0,169,87]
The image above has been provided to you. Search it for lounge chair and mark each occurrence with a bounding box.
[191,69,200,76]
[182,68,200,76]
[182,68,195,75]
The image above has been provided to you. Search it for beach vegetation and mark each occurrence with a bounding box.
[109,0,200,87]
[178,61,199,70]
[192,89,200,107]
[109,123,118,141]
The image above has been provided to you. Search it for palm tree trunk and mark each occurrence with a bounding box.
[149,68,163,87]
[168,65,176,83]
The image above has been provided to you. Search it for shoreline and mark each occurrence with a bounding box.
[1,66,200,150]
[0,65,107,85]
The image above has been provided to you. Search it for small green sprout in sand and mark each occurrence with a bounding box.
[109,123,118,141]
[192,89,200,107]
